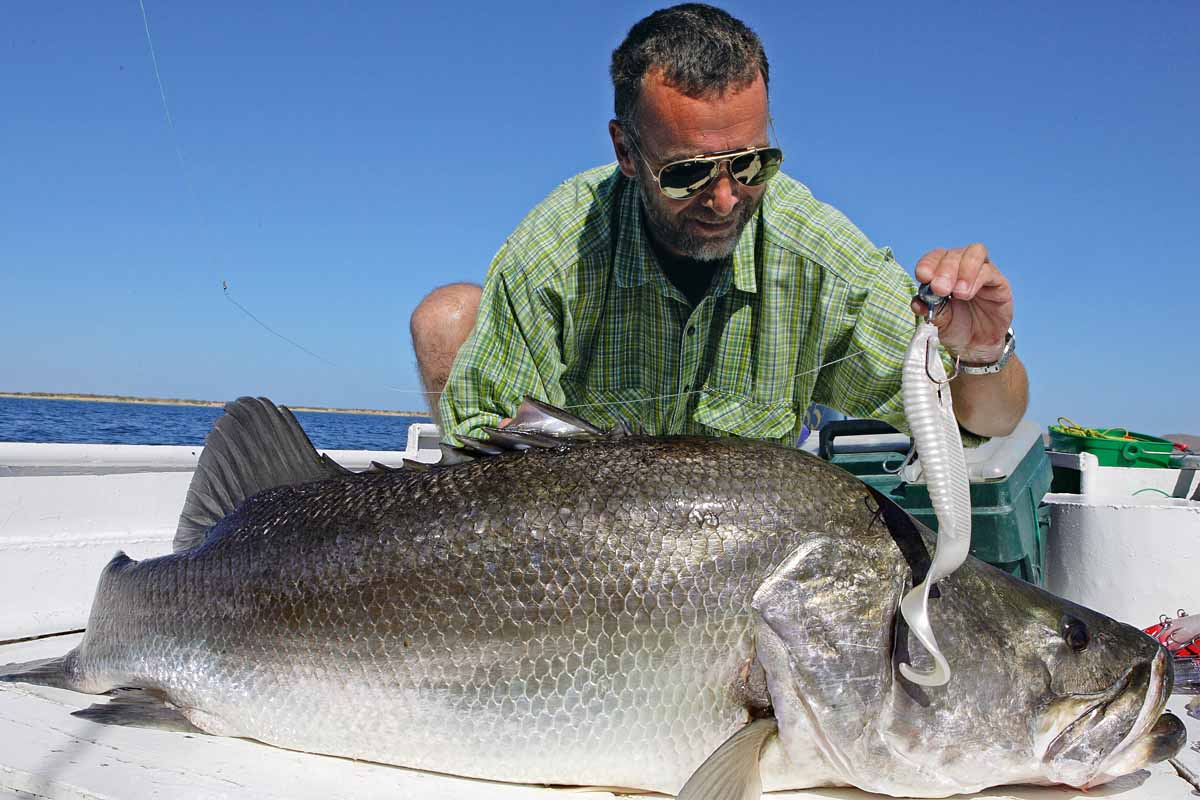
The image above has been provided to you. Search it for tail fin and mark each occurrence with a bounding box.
[2,553,137,694]
[0,652,81,691]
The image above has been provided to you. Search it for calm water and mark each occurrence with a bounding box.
[0,397,431,451]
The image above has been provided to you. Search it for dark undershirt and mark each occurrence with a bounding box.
[646,231,727,308]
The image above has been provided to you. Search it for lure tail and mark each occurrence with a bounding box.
[898,321,972,687]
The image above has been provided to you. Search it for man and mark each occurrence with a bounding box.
[411,4,1027,443]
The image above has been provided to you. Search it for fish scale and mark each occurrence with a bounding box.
[65,436,850,793]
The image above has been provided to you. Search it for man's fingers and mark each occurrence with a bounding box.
[930,248,964,297]
[912,243,1014,359]
[916,244,1005,301]
[952,243,990,300]
[914,248,948,284]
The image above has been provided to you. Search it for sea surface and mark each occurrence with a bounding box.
[0,397,431,451]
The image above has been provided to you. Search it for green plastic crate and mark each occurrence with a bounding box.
[820,421,1052,586]
[1048,426,1174,468]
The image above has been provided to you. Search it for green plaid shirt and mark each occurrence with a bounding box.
[439,164,923,444]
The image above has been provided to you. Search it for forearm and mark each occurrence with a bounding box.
[950,354,1029,438]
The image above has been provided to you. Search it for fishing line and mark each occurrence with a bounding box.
[137,0,175,142]
[557,349,866,411]
[221,282,340,369]
[137,0,197,206]
[221,282,418,394]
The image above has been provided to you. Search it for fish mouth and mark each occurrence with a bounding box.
[1043,648,1185,787]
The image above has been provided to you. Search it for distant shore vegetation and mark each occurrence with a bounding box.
[0,391,428,418]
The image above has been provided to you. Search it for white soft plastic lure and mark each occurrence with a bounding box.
[898,314,972,686]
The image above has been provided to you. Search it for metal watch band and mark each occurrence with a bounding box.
[958,328,1015,375]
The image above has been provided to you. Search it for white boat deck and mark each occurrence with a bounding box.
[3,632,1197,799]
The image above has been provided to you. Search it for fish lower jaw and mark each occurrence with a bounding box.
[1082,712,1187,788]
[1084,648,1173,786]
[1045,649,1175,789]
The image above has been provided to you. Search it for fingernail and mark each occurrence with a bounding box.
[955,280,969,295]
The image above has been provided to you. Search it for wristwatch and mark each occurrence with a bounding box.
[958,328,1016,375]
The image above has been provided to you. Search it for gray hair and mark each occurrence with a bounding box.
[610,4,769,128]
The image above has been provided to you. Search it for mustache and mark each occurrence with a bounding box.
[687,208,750,225]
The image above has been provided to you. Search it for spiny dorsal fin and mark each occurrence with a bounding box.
[438,442,476,465]
[173,397,349,552]
[455,435,506,456]
[439,397,626,464]
[508,396,604,437]
[478,427,565,450]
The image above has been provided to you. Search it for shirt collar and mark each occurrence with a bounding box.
[731,209,758,295]
[613,173,658,290]
[613,170,760,296]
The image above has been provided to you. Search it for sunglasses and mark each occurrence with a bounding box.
[629,136,784,200]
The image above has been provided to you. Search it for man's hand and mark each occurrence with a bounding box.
[908,243,1013,364]
[908,243,1028,438]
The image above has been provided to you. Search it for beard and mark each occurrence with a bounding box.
[636,176,762,262]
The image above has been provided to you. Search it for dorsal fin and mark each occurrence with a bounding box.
[454,435,506,456]
[174,397,349,552]
[508,397,604,436]
[478,427,565,450]
[439,397,629,464]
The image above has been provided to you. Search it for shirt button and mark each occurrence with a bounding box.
[686,325,696,336]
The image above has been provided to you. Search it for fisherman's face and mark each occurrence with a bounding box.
[611,70,770,261]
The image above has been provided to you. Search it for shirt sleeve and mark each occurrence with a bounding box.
[437,241,567,442]
[812,249,917,435]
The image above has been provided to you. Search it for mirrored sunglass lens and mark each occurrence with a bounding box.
[659,160,716,197]
[731,149,783,186]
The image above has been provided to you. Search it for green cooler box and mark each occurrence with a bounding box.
[817,419,1052,586]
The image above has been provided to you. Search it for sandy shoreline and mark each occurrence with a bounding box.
[0,392,429,418]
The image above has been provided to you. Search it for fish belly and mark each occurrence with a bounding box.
[73,532,767,791]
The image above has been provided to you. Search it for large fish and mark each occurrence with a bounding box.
[1,398,1186,798]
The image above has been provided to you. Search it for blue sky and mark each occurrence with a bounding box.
[2,2,1197,435]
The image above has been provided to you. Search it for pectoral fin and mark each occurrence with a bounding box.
[676,717,778,800]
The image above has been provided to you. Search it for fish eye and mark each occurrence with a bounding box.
[1061,617,1091,652]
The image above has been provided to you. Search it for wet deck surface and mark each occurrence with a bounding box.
[2,633,1196,800]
